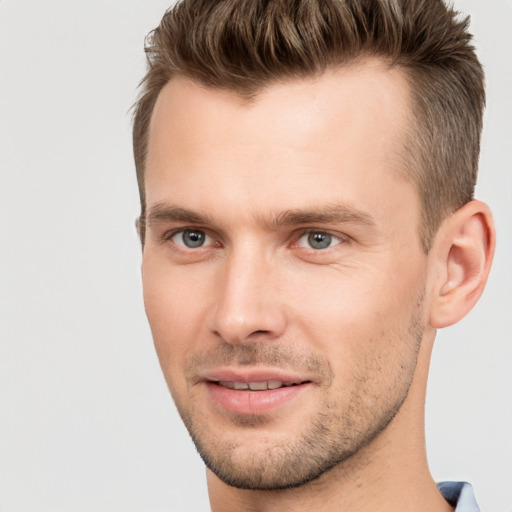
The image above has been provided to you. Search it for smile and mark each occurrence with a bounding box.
[215,380,307,391]
[204,376,313,415]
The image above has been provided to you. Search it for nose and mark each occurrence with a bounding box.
[208,245,287,344]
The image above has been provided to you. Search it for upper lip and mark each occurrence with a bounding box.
[197,367,314,385]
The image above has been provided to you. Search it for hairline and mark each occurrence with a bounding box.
[138,59,447,254]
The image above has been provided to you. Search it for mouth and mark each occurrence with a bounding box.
[211,379,310,391]
[202,373,314,415]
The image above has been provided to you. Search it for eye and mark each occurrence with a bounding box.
[171,229,212,248]
[297,231,344,250]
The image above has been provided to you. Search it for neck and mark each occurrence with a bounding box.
[207,334,453,512]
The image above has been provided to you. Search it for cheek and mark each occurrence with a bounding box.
[142,256,211,378]
[288,262,424,369]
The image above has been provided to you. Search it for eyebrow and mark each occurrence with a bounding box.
[145,202,376,229]
[271,205,376,228]
[145,204,214,226]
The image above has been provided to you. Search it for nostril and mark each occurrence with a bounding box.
[209,300,288,345]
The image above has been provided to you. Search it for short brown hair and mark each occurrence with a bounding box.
[133,0,485,251]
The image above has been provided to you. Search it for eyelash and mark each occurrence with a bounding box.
[166,228,216,249]
[164,227,349,252]
[294,230,347,250]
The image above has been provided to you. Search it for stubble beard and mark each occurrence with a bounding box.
[168,303,424,491]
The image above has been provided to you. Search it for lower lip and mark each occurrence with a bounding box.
[205,382,311,415]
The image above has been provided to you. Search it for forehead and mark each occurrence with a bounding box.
[145,59,416,225]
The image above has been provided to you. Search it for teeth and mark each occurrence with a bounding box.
[217,380,294,391]
[219,381,235,389]
[248,382,267,390]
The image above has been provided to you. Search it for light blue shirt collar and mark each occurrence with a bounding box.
[438,481,480,512]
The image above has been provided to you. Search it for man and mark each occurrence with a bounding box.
[132,1,495,510]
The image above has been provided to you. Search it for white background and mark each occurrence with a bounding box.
[0,1,510,511]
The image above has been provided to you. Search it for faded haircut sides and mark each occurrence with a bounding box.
[132,0,485,252]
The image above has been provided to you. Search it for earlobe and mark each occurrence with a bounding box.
[429,200,495,329]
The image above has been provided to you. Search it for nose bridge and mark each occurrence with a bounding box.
[209,240,286,344]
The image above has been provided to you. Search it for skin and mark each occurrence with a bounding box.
[141,59,494,512]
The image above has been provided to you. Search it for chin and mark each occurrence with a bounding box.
[185,406,400,491]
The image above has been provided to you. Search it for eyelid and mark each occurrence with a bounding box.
[293,229,349,249]
[161,226,349,250]
[165,227,216,248]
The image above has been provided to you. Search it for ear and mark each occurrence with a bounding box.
[429,200,495,328]
[135,217,142,239]
[135,217,145,250]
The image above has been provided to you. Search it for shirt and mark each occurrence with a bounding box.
[438,482,480,512]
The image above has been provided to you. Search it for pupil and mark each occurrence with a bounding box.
[308,232,331,249]
[183,230,205,248]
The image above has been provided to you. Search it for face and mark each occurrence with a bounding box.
[142,61,429,490]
